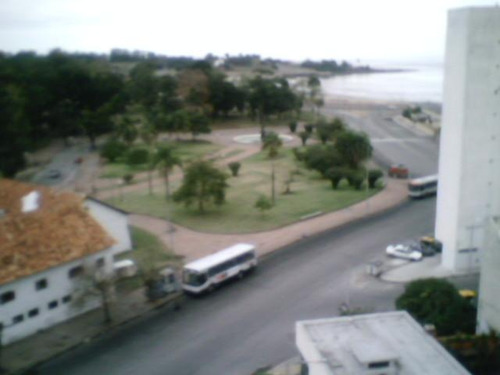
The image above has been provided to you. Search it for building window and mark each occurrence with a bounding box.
[1,291,15,304]
[48,300,59,309]
[96,257,105,268]
[12,314,24,324]
[68,265,84,279]
[28,308,40,318]
[35,278,48,290]
[62,295,72,304]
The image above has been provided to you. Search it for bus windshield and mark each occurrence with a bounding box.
[183,270,207,286]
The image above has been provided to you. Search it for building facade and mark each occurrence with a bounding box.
[435,7,500,272]
[0,179,131,345]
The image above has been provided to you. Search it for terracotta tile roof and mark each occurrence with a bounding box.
[0,179,115,286]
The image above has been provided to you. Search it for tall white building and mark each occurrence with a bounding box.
[435,7,500,273]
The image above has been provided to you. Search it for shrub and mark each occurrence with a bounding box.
[126,147,150,166]
[298,131,310,146]
[255,195,273,213]
[396,278,476,336]
[368,169,384,188]
[288,121,298,133]
[292,147,306,162]
[345,169,365,190]
[228,161,241,177]
[101,139,127,162]
[402,108,412,119]
[325,167,346,189]
[304,124,314,134]
[123,173,134,184]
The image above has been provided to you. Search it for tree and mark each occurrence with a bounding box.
[288,120,298,133]
[173,160,229,213]
[298,131,310,146]
[187,111,211,140]
[261,131,283,159]
[100,139,127,162]
[115,115,138,146]
[368,169,384,188]
[255,195,272,214]
[325,167,346,189]
[228,161,241,177]
[396,278,476,336]
[336,130,373,169]
[140,116,160,195]
[307,75,324,121]
[303,145,343,177]
[155,145,182,200]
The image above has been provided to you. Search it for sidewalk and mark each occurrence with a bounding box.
[1,288,181,374]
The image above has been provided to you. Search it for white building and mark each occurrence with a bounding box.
[0,179,132,345]
[435,7,500,273]
[477,216,500,333]
[296,311,470,375]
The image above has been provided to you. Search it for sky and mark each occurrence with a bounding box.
[0,0,496,65]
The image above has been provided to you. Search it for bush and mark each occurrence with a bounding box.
[101,139,127,162]
[396,278,476,336]
[325,167,346,189]
[345,169,365,190]
[298,131,310,146]
[255,195,272,213]
[304,124,314,134]
[292,147,306,162]
[123,173,134,184]
[126,147,150,166]
[368,169,383,188]
[228,161,241,177]
[288,121,298,133]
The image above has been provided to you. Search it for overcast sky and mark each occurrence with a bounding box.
[0,0,496,65]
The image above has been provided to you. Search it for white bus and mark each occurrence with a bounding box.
[182,243,257,294]
[408,175,438,198]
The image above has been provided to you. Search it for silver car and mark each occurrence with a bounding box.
[386,244,423,261]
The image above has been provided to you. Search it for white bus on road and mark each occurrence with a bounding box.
[182,243,257,294]
[408,175,438,198]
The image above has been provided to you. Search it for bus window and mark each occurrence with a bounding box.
[183,270,207,286]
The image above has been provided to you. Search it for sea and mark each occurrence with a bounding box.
[320,63,444,104]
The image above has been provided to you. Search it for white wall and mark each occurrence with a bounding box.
[86,199,132,257]
[0,250,114,345]
[436,7,500,272]
[477,218,500,333]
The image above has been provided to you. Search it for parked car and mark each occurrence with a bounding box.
[386,244,423,261]
[388,164,409,178]
[420,236,442,253]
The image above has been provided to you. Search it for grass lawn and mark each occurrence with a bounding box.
[114,226,182,292]
[106,149,383,234]
[100,140,223,178]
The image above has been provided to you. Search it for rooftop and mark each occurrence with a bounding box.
[0,179,115,286]
[296,311,470,375]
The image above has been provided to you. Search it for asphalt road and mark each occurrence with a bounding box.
[40,198,449,375]
[39,105,448,375]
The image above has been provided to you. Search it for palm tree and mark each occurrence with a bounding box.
[155,145,182,200]
[261,132,283,205]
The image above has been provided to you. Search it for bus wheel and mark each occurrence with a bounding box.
[207,284,215,293]
[237,272,244,280]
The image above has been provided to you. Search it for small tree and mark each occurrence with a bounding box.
[123,173,134,185]
[126,147,149,166]
[101,139,127,162]
[228,161,241,177]
[304,124,314,134]
[288,121,298,133]
[396,278,476,336]
[345,169,365,190]
[255,195,272,214]
[262,131,283,159]
[173,160,229,213]
[298,131,310,146]
[155,145,182,200]
[325,167,345,189]
[336,130,373,169]
[368,169,384,188]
